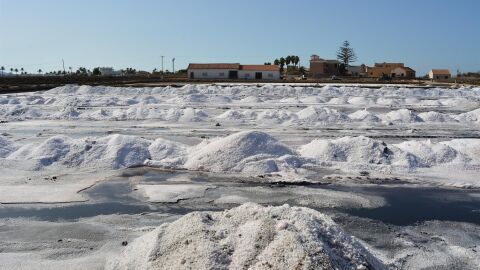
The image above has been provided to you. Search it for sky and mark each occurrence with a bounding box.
[1,0,479,75]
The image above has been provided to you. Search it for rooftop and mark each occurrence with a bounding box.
[240,65,279,71]
[188,63,240,70]
[430,69,451,75]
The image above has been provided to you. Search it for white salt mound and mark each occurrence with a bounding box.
[418,111,456,122]
[348,110,381,122]
[184,131,300,173]
[106,203,385,270]
[456,108,480,123]
[393,140,463,167]
[300,136,393,164]
[0,136,17,158]
[380,109,422,123]
[294,106,349,123]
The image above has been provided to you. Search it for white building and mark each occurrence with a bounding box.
[99,67,121,76]
[187,63,280,80]
[428,69,451,80]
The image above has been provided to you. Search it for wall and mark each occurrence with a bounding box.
[391,67,407,78]
[428,72,451,79]
[188,69,279,80]
[188,69,234,79]
[310,61,339,78]
[238,70,280,80]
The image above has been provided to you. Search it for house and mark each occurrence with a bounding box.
[99,67,121,76]
[366,63,416,79]
[428,69,451,80]
[347,64,368,77]
[187,63,280,80]
[309,55,340,78]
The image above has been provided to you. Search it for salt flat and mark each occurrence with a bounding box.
[1,83,479,269]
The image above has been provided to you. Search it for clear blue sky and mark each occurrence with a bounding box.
[1,0,479,75]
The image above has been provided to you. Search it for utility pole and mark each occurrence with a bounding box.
[172,57,175,74]
[161,56,164,73]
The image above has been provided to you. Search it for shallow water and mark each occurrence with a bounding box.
[1,170,479,225]
[332,186,480,225]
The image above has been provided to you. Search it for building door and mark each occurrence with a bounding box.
[228,71,238,79]
[190,72,194,79]
[255,72,262,80]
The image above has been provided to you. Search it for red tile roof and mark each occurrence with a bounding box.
[430,69,451,75]
[240,65,280,71]
[188,63,240,70]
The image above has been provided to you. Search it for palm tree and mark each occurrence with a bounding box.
[69,67,72,75]
[14,68,18,75]
[10,68,13,74]
[38,69,42,75]
[0,66,4,76]
[286,56,291,66]
[279,57,286,73]
[274,59,279,66]
[294,56,300,68]
[20,68,24,75]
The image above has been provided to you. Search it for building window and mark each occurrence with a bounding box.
[245,73,250,78]
[202,72,208,77]
[268,73,273,77]
[219,72,225,76]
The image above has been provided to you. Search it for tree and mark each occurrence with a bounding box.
[299,66,306,75]
[336,40,357,67]
[294,56,300,67]
[92,67,101,76]
[286,56,292,66]
[338,63,347,75]
[123,68,136,75]
[14,68,18,75]
[20,67,24,74]
[0,66,4,76]
[274,59,280,66]
[264,62,271,65]
[38,69,42,74]
[279,57,286,73]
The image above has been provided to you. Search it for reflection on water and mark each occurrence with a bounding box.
[1,168,479,226]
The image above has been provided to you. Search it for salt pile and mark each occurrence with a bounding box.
[0,136,17,157]
[380,109,422,123]
[257,109,296,123]
[348,110,381,122]
[418,111,456,122]
[456,108,480,122]
[299,136,393,165]
[164,108,208,122]
[299,136,480,171]
[184,131,302,173]
[294,106,349,124]
[106,203,385,270]
[394,140,463,167]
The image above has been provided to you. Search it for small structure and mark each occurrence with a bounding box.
[366,63,416,79]
[309,55,340,78]
[428,69,451,80]
[187,63,280,80]
[347,64,368,77]
[99,67,121,76]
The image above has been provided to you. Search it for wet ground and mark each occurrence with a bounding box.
[1,169,479,226]
[1,168,479,269]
